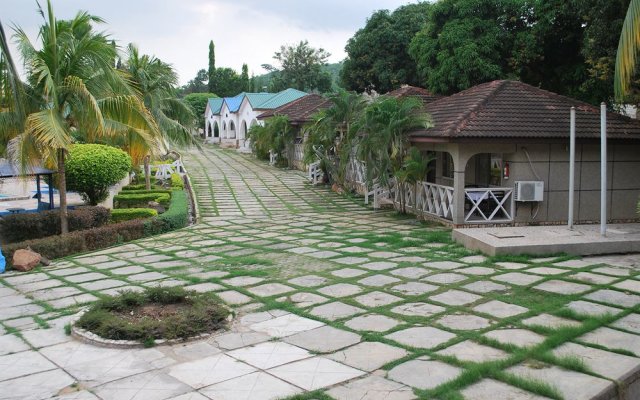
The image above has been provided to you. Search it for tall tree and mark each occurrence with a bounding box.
[6,1,161,232]
[212,67,243,97]
[184,92,217,129]
[265,40,332,92]
[0,20,26,153]
[241,63,249,92]
[342,3,431,93]
[208,40,216,93]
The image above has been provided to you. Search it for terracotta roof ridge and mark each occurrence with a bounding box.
[445,80,508,136]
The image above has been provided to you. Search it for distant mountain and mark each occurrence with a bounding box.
[252,62,344,92]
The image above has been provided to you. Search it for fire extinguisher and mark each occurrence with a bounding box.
[503,161,510,180]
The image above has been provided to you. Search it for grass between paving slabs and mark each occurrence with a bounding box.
[75,286,229,346]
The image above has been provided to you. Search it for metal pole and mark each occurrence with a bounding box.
[600,103,607,237]
[568,107,576,230]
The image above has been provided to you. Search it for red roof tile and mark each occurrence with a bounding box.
[258,94,332,124]
[386,85,442,105]
[411,80,640,140]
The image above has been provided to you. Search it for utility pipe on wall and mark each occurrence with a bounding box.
[568,107,576,230]
[600,103,607,237]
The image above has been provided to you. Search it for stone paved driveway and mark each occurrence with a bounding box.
[1,146,640,399]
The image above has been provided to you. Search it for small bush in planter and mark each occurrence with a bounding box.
[75,286,229,345]
[66,144,132,205]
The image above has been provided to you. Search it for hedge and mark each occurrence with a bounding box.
[0,207,111,244]
[171,173,184,190]
[113,192,170,209]
[4,190,189,268]
[122,184,163,191]
[110,208,158,223]
[119,189,172,196]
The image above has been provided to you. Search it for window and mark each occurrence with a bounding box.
[442,153,454,179]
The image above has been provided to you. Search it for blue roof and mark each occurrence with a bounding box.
[223,93,245,113]
[207,98,224,115]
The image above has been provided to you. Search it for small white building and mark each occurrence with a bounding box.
[204,89,306,151]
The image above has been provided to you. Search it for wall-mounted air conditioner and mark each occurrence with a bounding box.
[515,181,544,202]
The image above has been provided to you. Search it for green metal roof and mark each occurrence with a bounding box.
[256,89,307,110]
[245,93,275,108]
[207,98,224,115]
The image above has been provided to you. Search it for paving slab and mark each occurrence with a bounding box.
[317,283,363,297]
[570,272,617,285]
[424,261,465,270]
[357,274,401,287]
[249,314,324,338]
[267,356,366,391]
[355,291,403,307]
[521,314,582,329]
[282,292,328,307]
[227,341,311,369]
[217,290,253,305]
[553,342,640,381]
[391,302,445,317]
[332,268,368,278]
[430,289,482,306]
[168,354,256,389]
[437,340,509,363]
[614,279,640,293]
[460,379,550,400]
[437,314,494,331]
[385,327,455,349]
[473,300,528,318]
[612,313,640,334]
[423,273,467,284]
[390,267,431,279]
[327,341,408,371]
[199,371,302,400]
[327,375,416,400]
[0,368,76,400]
[492,272,542,286]
[361,261,398,271]
[506,361,614,400]
[391,282,438,296]
[565,300,622,317]
[94,370,192,400]
[584,289,640,307]
[463,280,509,293]
[287,275,327,287]
[387,358,462,390]
[212,331,271,350]
[579,327,640,356]
[533,280,591,295]
[309,301,365,320]
[484,328,545,348]
[246,283,295,297]
[345,314,402,332]
[284,325,361,353]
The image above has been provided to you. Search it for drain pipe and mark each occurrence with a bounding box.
[568,107,575,230]
[600,103,607,237]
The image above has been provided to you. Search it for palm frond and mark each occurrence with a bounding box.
[615,0,640,101]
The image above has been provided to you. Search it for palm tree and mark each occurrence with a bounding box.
[5,1,160,233]
[614,0,640,101]
[0,20,26,152]
[356,96,432,213]
[304,89,366,186]
[121,44,197,189]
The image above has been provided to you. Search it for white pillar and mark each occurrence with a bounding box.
[568,107,576,230]
[600,103,607,237]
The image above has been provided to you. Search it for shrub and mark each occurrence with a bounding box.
[0,207,111,244]
[122,184,148,191]
[113,192,171,208]
[119,189,172,196]
[66,144,132,205]
[171,173,184,189]
[110,208,158,222]
[157,190,188,230]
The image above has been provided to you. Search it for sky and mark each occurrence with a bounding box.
[4,0,416,85]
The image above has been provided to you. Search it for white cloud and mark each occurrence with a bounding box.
[3,0,417,85]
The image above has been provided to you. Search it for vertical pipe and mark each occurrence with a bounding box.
[600,103,607,237]
[568,107,576,230]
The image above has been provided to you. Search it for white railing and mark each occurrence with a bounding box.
[464,187,514,223]
[144,160,186,180]
[269,150,277,166]
[415,182,455,220]
[308,161,323,185]
[293,144,304,163]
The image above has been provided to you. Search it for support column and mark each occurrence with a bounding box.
[451,148,470,226]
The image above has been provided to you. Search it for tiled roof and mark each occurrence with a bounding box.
[224,94,245,113]
[411,80,640,140]
[386,85,441,104]
[258,94,332,123]
[207,98,224,115]
[256,88,307,110]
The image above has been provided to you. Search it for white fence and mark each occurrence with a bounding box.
[464,187,514,223]
[144,160,186,180]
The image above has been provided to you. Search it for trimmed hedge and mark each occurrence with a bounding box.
[0,207,111,244]
[110,208,158,223]
[122,184,163,191]
[4,190,189,268]
[119,189,172,196]
[171,173,184,190]
[113,192,170,209]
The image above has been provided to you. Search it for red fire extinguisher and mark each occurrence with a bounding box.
[503,161,510,180]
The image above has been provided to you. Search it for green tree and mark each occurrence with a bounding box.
[0,21,26,154]
[184,92,217,129]
[66,144,131,205]
[266,40,332,92]
[304,89,366,186]
[181,69,208,95]
[208,40,216,93]
[122,43,197,189]
[342,3,431,93]
[6,1,160,233]
[212,67,243,97]
[249,115,294,166]
[241,63,249,92]
[615,0,640,101]
[356,96,432,213]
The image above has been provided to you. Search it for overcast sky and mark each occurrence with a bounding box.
[4,0,417,85]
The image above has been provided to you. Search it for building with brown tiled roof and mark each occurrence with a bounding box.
[258,94,332,125]
[405,80,640,226]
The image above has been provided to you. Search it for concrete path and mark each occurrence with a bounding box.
[1,146,640,399]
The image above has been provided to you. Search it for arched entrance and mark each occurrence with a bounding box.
[240,120,248,140]
[213,121,220,138]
